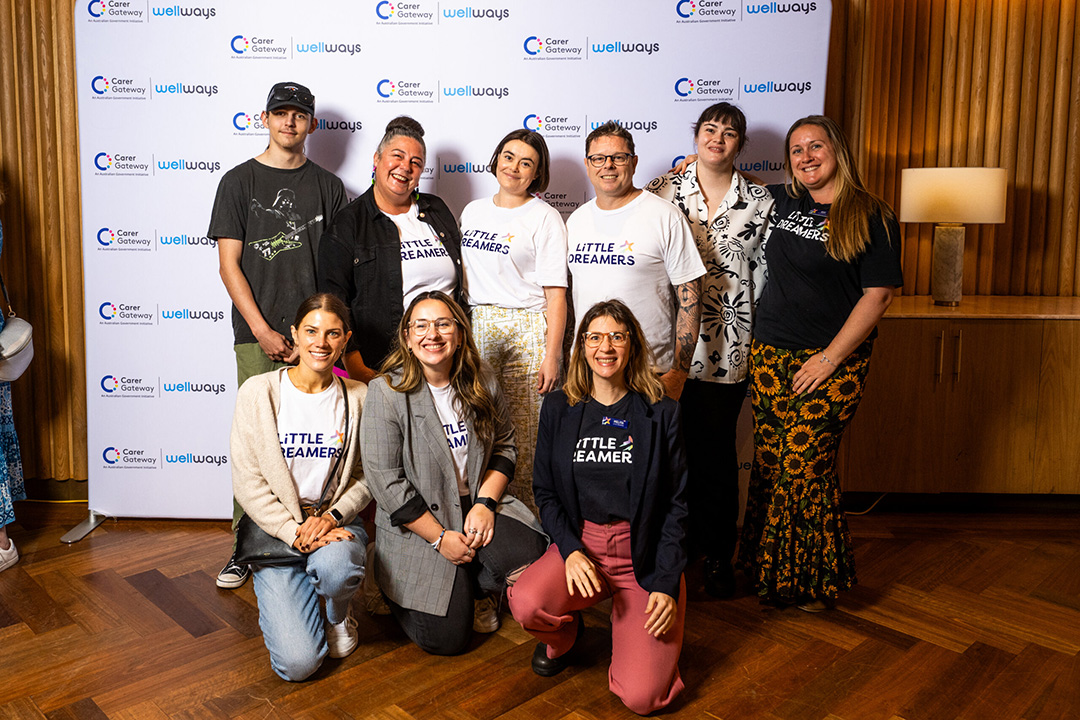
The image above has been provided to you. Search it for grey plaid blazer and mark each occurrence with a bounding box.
[359,370,542,616]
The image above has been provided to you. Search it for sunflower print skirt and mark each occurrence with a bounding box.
[737,338,873,604]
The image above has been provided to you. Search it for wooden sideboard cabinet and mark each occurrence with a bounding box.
[841,296,1080,494]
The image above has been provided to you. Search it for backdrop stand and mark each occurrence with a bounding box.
[60,510,106,543]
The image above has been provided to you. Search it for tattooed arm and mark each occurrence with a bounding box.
[659,276,702,401]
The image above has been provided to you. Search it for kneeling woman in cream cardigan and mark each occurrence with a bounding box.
[231,293,372,681]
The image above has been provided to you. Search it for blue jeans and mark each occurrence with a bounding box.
[252,523,368,681]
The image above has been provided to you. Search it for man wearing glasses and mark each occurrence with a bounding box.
[567,121,704,401]
[208,81,348,589]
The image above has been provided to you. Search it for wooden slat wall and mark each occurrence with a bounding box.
[828,0,1080,297]
[0,1,1076,482]
[0,0,86,482]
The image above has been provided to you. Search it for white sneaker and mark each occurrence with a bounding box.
[473,595,500,633]
[325,613,358,658]
[0,539,17,573]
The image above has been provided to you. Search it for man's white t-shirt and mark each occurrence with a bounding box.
[460,196,568,312]
[567,190,705,372]
[277,369,346,504]
[388,204,457,308]
[429,382,470,496]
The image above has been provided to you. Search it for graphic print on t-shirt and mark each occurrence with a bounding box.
[573,434,633,464]
[568,240,636,267]
[774,206,828,243]
[246,188,323,261]
[279,427,344,459]
[461,228,512,255]
[442,419,469,451]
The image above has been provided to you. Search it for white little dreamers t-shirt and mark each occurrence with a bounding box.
[277,369,346,504]
[388,204,457,308]
[429,382,470,496]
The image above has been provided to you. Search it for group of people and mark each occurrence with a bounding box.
[208,80,902,714]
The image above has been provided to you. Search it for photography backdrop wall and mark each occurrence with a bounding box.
[76,0,832,519]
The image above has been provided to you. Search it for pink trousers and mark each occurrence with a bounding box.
[508,520,686,715]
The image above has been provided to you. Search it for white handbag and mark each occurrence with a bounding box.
[0,270,33,382]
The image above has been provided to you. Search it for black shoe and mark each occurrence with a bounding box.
[216,553,251,589]
[531,616,584,677]
[703,557,736,598]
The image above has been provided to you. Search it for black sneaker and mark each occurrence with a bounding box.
[216,554,251,588]
[703,557,736,598]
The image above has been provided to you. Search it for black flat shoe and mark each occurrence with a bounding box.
[531,616,585,677]
[703,557,736,599]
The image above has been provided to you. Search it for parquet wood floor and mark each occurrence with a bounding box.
[1,501,1078,719]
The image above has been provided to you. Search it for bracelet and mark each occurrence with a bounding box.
[431,528,446,553]
[474,496,497,512]
[820,353,837,369]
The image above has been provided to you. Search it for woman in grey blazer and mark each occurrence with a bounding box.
[359,291,547,655]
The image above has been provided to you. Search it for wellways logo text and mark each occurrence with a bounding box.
[165,451,229,467]
[96,226,152,251]
[87,0,144,22]
[440,5,510,21]
[155,156,222,174]
[230,34,288,59]
[588,117,658,134]
[441,83,510,101]
[159,232,217,249]
[100,374,156,398]
[296,39,362,56]
[746,1,818,15]
[94,152,150,176]
[523,35,583,60]
[377,79,435,103]
[318,118,363,133]
[440,158,488,177]
[90,75,149,99]
[150,4,217,19]
[743,78,813,94]
[160,305,226,323]
[674,76,734,102]
[376,1,435,24]
[675,0,736,21]
[589,40,661,57]
[524,113,582,138]
[154,80,218,98]
[163,378,227,395]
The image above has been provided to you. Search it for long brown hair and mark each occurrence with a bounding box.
[563,300,664,406]
[379,291,500,443]
[784,115,896,263]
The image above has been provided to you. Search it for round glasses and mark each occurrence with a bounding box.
[586,152,634,168]
[409,318,458,336]
[582,331,629,348]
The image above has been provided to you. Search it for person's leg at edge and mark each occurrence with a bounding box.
[600,521,686,715]
[252,562,327,682]
[386,564,474,656]
[508,542,608,659]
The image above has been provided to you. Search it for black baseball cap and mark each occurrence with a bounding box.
[266,82,315,116]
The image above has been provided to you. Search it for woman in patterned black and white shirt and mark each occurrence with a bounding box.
[646,102,773,599]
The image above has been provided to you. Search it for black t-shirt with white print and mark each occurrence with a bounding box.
[573,394,634,524]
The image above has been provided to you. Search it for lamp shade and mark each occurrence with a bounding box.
[899,167,1007,224]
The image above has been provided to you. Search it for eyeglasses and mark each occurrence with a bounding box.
[409,318,458,336]
[582,331,629,348]
[586,152,634,168]
[267,86,315,109]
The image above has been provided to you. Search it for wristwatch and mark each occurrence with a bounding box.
[474,496,497,512]
[327,508,344,526]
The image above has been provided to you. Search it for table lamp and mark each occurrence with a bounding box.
[899,167,1007,306]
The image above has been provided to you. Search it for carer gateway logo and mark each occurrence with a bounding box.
[230,34,289,58]
[523,113,582,138]
[673,76,735,102]
[102,446,158,469]
[376,79,435,104]
[90,75,148,99]
[86,0,143,22]
[375,1,435,24]
[100,374,156,398]
[523,35,584,60]
[98,301,153,325]
[94,151,150,176]
[232,111,268,134]
[675,0,737,21]
[96,226,152,251]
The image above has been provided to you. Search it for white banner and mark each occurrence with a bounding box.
[76,0,832,519]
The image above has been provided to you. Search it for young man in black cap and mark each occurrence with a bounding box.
[208,81,348,588]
